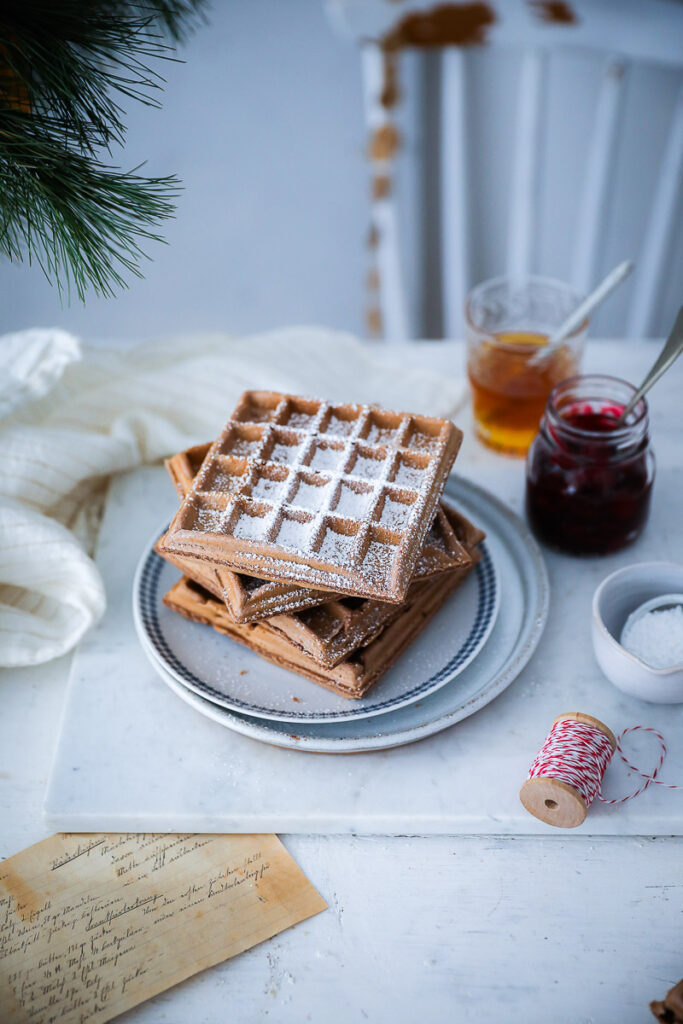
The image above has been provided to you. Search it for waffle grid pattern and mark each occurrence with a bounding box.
[167,392,462,599]
[164,445,472,622]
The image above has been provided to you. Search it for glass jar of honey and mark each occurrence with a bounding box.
[465,276,587,456]
[525,375,655,555]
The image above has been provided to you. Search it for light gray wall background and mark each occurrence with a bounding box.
[1,0,681,340]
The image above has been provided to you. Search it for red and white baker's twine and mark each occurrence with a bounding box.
[527,719,681,812]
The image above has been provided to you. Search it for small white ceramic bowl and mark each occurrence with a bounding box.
[592,562,683,703]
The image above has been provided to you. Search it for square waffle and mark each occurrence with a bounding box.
[163,566,467,699]
[162,392,463,603]
[158,501,484,668]
[161,442,473,623]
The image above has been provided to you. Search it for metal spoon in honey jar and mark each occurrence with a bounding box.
[528,260,634,368]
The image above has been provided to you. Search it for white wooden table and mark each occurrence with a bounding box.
[1,340,681,1024]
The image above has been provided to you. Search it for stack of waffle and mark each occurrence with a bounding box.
[157,390,484,699]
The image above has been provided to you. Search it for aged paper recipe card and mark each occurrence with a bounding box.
[0,832,326,1023]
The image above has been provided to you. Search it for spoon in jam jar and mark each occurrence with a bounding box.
[616,305,683,424]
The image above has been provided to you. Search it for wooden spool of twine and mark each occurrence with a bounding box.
[520,713,617,828]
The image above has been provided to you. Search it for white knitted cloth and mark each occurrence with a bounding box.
[0,326,466,667]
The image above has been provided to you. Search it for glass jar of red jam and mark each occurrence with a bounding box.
[525,375,655,555]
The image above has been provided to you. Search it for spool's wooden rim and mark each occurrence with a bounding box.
[519,776,587,828]
[552,712,616,751]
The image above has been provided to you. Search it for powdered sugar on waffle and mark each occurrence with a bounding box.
[167,392,461,600]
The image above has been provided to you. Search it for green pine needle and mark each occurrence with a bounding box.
[0,0,207,301]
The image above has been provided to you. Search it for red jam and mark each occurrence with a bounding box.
[525,376,655,555]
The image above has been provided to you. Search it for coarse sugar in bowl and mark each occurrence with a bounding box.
[525,375,655,555]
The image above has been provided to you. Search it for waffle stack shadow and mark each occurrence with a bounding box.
[157,391,484,699]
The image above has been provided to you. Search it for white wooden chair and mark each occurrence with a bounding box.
[327,0,683,340]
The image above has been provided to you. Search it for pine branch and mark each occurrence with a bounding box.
[0,0,207,301]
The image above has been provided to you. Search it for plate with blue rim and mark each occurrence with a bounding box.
[133,476,501,724]
[133,476,547,751]
[133,477,544,737]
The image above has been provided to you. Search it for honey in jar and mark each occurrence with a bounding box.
[465,276,587,458]
[467,331,579,456]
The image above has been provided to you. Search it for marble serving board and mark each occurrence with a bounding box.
[45,463,683,834]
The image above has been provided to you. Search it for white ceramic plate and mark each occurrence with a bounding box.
[134,477,548,750]
[133,477,500,723]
